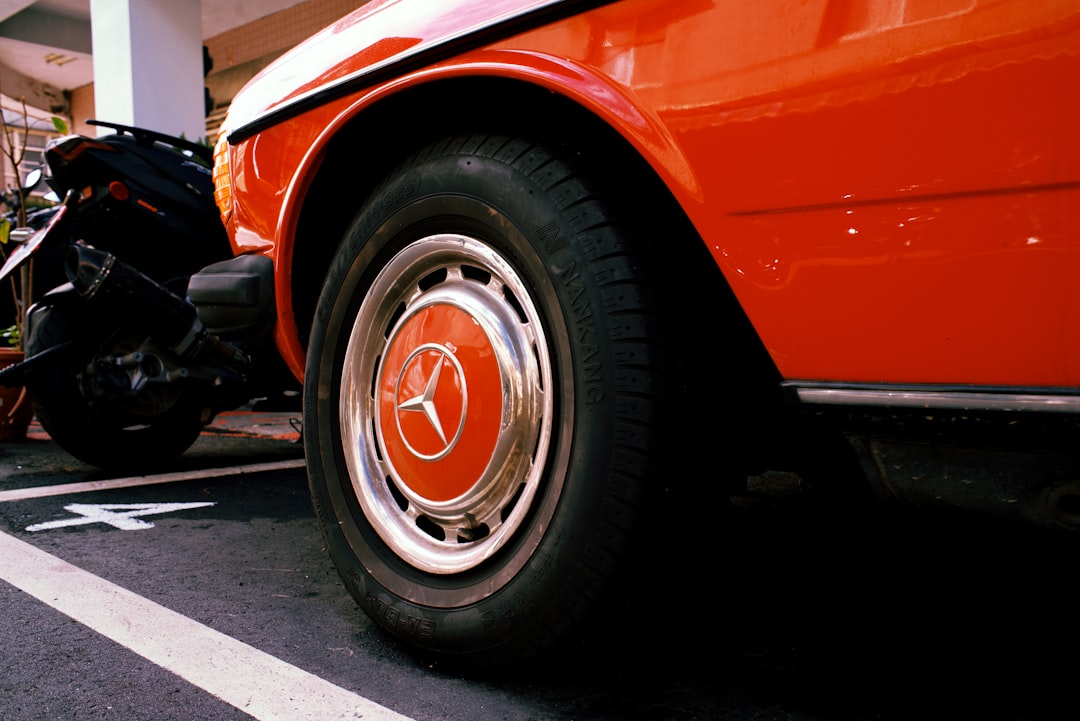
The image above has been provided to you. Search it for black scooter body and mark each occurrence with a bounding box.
[43,119,231,285]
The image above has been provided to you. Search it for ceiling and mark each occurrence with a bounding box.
[0,0,305,101]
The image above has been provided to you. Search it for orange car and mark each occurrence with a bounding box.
[213,0,1080,666]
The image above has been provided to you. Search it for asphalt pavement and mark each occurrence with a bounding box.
[2,414,1079,721]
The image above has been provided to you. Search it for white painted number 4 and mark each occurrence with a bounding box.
[26,503,217,532]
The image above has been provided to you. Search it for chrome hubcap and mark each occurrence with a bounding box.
[340,234,553,574]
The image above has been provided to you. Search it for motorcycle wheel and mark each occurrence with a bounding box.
[25,304,208,471]
[304,133,674,669]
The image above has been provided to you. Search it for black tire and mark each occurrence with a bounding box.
[304,133,674,668]
[25,303,208,471]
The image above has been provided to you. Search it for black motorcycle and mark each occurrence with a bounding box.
[0,120,293,470]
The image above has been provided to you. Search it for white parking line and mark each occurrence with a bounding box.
[0,530,414,721]
[0,459,307,503]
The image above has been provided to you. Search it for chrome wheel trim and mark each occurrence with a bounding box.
[339,234,553,574]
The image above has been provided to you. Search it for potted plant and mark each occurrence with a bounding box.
[1,179,34,439]
[0,97,51,441]
[0,321,33,442]
[1,214,35,439]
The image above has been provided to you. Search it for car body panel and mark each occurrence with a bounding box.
[219,0,1080,389]
[223,0,595,136]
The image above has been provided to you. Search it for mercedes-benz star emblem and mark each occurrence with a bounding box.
[395,344,467,461]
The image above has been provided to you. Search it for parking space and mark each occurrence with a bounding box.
[0,424,420,720]
[2,418,683,721]
[2,416,1078,721]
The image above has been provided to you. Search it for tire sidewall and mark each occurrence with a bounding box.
[305,146,624,653]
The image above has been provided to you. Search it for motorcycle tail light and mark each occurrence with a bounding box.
[108,181,130,201]
[212,132,232,224]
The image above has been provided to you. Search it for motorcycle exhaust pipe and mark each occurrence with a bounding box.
[65,242,250,369]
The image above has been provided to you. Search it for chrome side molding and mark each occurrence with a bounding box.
[785,382,1080,413]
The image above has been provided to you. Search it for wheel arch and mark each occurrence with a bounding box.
[293,78,736,338]
[289,75,787,471]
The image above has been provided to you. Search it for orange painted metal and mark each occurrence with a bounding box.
[220,0,1080,388]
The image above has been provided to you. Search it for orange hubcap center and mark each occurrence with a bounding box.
[378,304,502,502]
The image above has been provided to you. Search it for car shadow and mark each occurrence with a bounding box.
[496,473,1079,721]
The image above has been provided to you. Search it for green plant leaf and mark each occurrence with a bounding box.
[1,324,18,347]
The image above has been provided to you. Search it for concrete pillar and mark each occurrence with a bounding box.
[89,0,205,141]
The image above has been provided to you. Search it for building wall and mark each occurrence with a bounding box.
[204,0,368,139]
[205,0,366,73]
[69,84,96,136]
[67,0,369,141]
